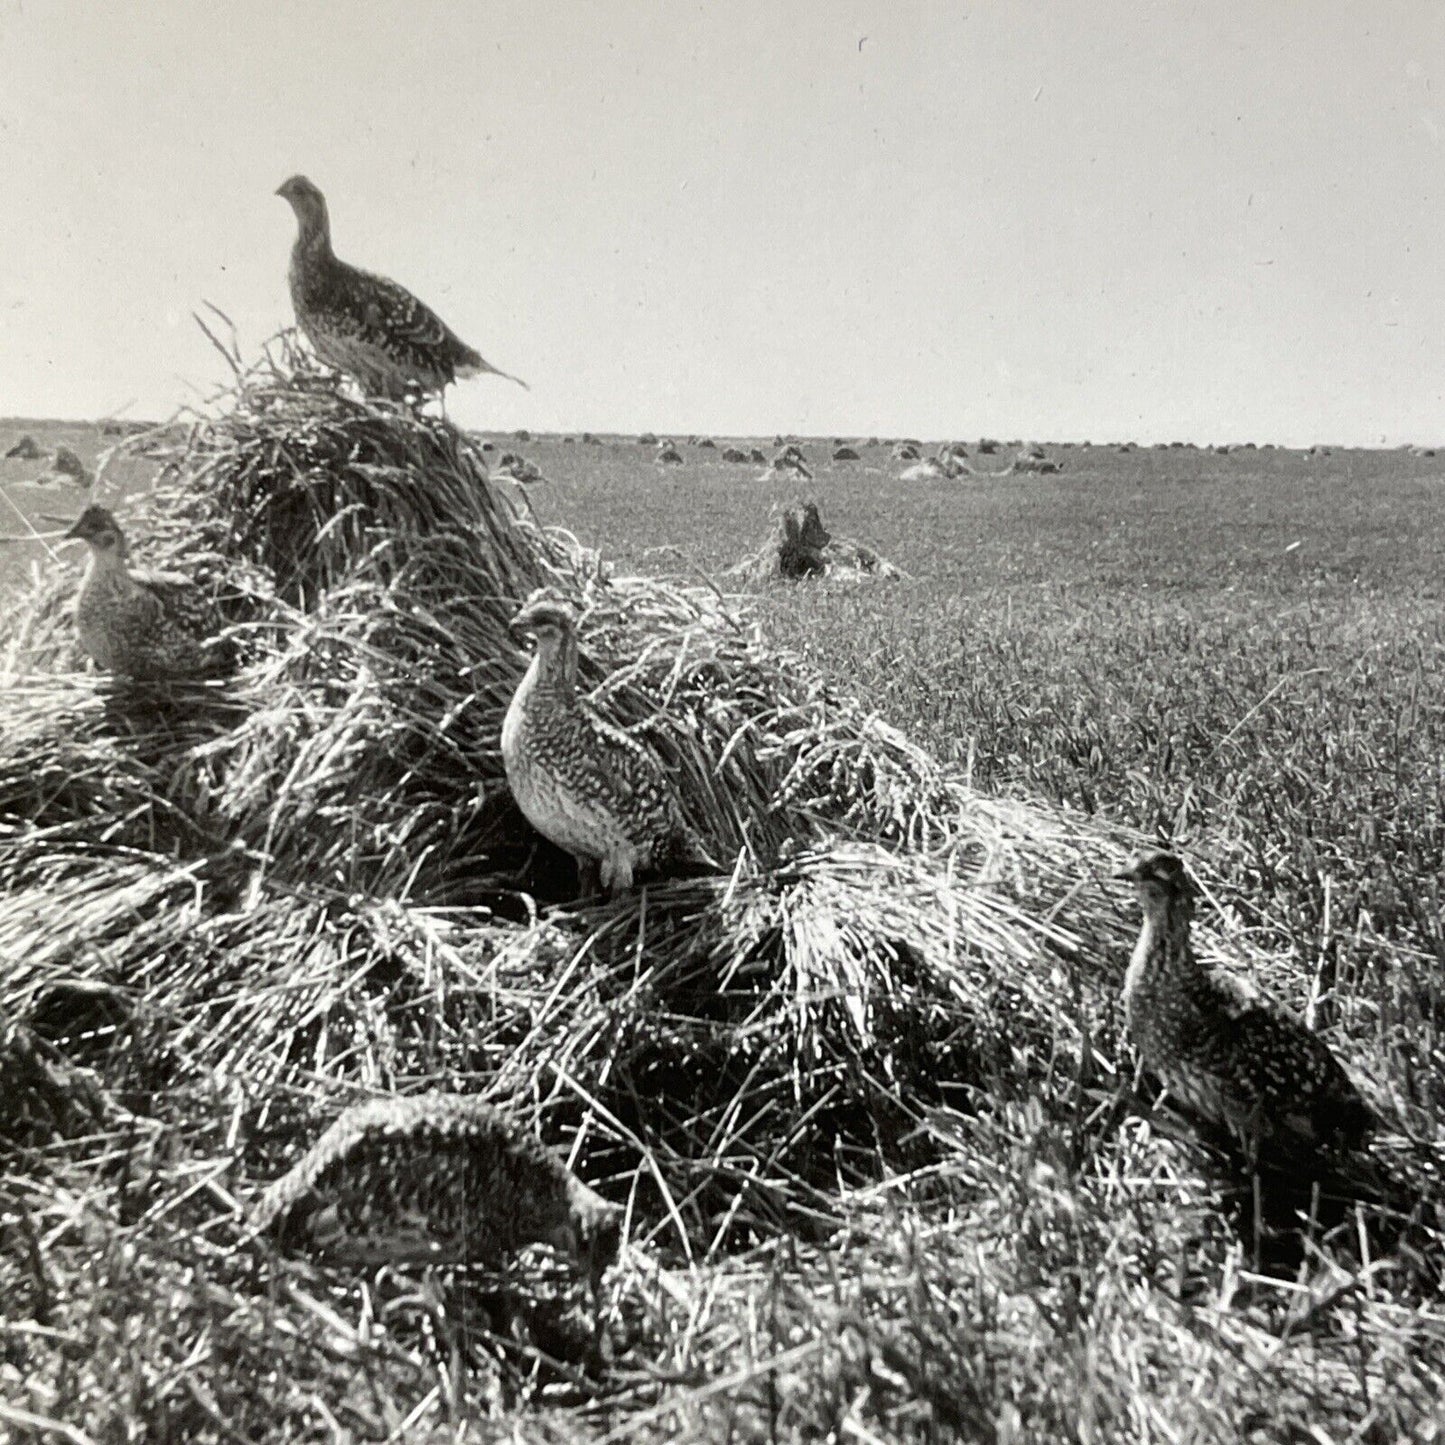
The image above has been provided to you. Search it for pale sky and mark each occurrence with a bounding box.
[1,1,1442,445]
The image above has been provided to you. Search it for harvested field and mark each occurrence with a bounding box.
[2,395,1444,1440]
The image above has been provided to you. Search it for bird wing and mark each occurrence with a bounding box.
[1185,980,1370,1152]
[575,711,683,840]
[115,572,170,628]
[314,258,475,378]
[130,568,214,639]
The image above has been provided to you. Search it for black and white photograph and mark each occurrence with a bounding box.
[1,3,1443,1440]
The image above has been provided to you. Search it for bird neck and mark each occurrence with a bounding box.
[528,632,579,698]
[294,199,334,258]
[1125,894,1195,999]
[83,542,130,579]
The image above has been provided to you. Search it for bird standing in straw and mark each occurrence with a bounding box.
[276,174,528,401]
[63,505,225,680]
[253,1093,622,1295]
[1113,849,1378,1168]
[502,589,714,897]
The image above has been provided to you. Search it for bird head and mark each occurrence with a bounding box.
[63,505,127,559]
[1112,849,1196,911]
[275,175,329,231]
[509,589,578,648]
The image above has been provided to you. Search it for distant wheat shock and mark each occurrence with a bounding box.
[254,1093,622,1291]
[1115,849,1377,1164]
[276,174,527,400]
[502,589,712,896]
[63,505,224,679]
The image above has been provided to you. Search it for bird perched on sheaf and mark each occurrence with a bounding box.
[1114,849,1379,1168]
[276,174,528,401]
[502,589,716,897]
[252,1093,623,1294]
[63,505,226,680]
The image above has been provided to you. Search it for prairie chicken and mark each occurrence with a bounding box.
[276,175,527,401]
[1114,849,1377,1166]
[253,1093,622,1293]
[64,505,224,680]
[502,590,713,896]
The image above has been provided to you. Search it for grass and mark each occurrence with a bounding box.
[2,392,1444,1441]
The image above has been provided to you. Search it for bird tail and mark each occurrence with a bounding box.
[458,355,529,390]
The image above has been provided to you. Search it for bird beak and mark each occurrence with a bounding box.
[1110,864,1138,881]
[60,517,87,542]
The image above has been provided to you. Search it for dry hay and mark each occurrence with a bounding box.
[100,418,153,438]
[721,446,748,462]
[5,432,46,459]
[748,446,767,464]
[1010,447,1062,475]
[891,442,920,461]
[899,458,949,482]
[898,448,979,481]
[638,431,658,445]
[656,443,684,464]
[831,446,859,462]
[697,437,715,449]
[729,500,903,585]
[495,450,543,483]
[767,446,811,478]
[2,347,1438,1438]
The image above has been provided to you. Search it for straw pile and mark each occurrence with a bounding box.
[1,350,1439,1440]
[730,500,903,584]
